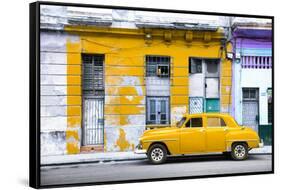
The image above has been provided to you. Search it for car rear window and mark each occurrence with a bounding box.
[207,117,226,127]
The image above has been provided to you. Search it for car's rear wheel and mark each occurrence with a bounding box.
[148,144,167,164]
[231,143,248,160]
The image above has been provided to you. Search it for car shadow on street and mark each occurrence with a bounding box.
[137,154,263,165]
[166,154,228,164]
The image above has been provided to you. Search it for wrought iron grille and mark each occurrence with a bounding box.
[82,98,104,145]
[189,97,204,114]
[82,54,104,96]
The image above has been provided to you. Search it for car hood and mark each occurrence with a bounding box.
[143,126,179,136]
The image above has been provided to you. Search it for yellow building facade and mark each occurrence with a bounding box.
[61,25,232,154]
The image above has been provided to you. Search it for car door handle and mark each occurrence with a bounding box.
[224,128,228,132]
[199,128,205,132]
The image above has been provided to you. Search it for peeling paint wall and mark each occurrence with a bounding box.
[40,5,233,156]
[40,31,82,156]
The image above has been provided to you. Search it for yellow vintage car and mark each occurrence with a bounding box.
[135,113,263,164]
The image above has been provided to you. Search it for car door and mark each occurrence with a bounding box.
[205,116,228,152]
[180,117,206,153]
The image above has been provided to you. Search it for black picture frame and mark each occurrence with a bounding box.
[30,1,274,188]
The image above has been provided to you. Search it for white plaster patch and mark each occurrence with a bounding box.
[41,52,67,64]
[41,75,67,85]
[104,115,119,127]
[41,96,67,106]
[41,117,67,132]
[41,131,66,156]
[41,85,67,96]
[127,115,145,126]
[67,35,80,43]
[40,32,67,52]
[105,87,119,95]
[171,106,187,125]
[125,96,134,101]
[221,105,229,113]
[121,126,146,150]
[104,126,145,152]
[66,127,81,144]
[104,127,120,152]
[135,86,143,95]
[225,86,230,93]
[41,64,67,75]
[104,96,119,105]
[120,76,141,86]
[104,115,145,128]
[41,106,67,117]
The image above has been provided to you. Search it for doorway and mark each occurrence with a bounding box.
[242,88,259,132]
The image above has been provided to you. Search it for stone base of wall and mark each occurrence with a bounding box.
[80,145,104,153]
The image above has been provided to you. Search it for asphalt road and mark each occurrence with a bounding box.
[41,154,272,186]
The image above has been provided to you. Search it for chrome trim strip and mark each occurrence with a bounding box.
[226,139,259,142]
[143,139,178,143]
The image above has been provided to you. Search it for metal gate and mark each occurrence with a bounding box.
[82,98,104,145]
[242,102,259,131]
[242,88,259,132]
[189,97,204,114]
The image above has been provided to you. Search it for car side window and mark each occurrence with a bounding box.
[186,118,203,128]
[207,117,226,127]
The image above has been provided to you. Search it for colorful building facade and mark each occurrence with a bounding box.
[231,22,272,145]
[40,6,233,156]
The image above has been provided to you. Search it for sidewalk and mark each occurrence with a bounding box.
[41,151,147,166]
[41,146,272,166]
[249,145,272,154]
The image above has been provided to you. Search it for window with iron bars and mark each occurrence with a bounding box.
[146,55,170,77]
[82,54,104,96]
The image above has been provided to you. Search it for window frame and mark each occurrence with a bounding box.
[206,117,227,128]
[146,96,170,125]
[189,58,202,74]
[82,54,105,96]
[185,117,203,128]
[146,55,171,77]
[242,88,259,101]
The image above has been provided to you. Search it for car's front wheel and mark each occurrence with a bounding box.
[231,143,248,160]
[148,144,167,164]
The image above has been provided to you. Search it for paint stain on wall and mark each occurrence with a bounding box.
[116,128,130,151]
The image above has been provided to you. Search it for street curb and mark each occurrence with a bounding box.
[41,157,147,167]
[249,153,272,155]
[41,153,271,167]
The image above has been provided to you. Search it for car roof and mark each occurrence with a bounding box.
[185,113,231,117]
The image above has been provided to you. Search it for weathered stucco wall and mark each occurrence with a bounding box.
[64,26,231,153]
[41,25,231,155]
[40,31,81,156]
[232,34,272,125]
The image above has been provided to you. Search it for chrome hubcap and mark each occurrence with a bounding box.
[151,148,164,161]
[234,145,246,158]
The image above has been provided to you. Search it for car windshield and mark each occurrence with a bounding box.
[230,117,240,127]
[176,117,186,127]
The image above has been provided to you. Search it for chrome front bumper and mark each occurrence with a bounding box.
[134,144,147,154]
[259,139,264,148]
